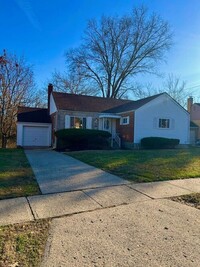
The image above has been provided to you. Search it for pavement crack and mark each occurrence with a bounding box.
[26,197,36,220]
[82,190,104,208]
[125,184,155,200]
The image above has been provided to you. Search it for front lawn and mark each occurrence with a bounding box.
[0,149,40,199]
[66,148,200,182]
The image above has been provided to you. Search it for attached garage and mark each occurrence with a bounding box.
[23,125,51,147]
[17,107,52,147]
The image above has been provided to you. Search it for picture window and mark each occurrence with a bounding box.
[70,117,86,129]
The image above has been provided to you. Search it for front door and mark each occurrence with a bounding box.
[103,118,112,134]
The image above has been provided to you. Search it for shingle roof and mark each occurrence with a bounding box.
[52,92,131,112]
[103,93,164,113]
[17,107,51,123]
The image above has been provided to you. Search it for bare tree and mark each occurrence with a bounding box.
[162,74,188,106]
[50,69,96,95]
[133,82,154,99]
[66,6,173,98]
[0,50,36,148]
[133,74,189,107]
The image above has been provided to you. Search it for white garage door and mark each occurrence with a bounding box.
[23,126,50,146]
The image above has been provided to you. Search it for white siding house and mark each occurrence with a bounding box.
[134,94,190,144]
[17,84,190,148]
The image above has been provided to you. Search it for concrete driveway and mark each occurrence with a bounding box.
[25,149,129,194]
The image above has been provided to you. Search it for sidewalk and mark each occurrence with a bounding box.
[0,178,200,226]
[1,150,200,266]
[41,198,200,267]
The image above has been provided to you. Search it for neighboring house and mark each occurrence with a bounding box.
[187,97,200,143]
[17,84,190,148]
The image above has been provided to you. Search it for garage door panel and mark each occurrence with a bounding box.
[23,126,50,146]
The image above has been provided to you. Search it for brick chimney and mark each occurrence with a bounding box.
[187,96,193,113]
[48,83,53,114]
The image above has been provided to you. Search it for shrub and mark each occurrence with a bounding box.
[141,137,180,149]
[55,128,112,151]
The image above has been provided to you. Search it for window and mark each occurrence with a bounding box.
[120,116,129,125]
[70,117,86,129]
[159,118,170,129]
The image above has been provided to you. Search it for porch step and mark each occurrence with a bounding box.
[112,138,120,149]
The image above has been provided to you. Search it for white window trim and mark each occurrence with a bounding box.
[159,118,170,129]
[157,118,174,130]
[65,115,93,129]
[120,116,130,125]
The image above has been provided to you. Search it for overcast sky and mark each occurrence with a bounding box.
[1,0,200,99]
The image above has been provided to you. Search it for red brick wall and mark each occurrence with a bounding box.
[51,113,56,144]
[116,112,134,142]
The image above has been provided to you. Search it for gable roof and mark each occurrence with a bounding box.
[52,92,131,112]
[103,93,164,113]
[17,107,51,123]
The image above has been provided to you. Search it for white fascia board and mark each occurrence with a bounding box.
[99,114,121,119]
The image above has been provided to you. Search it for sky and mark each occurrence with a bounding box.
[1,0,200,100]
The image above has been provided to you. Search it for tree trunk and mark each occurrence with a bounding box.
[1,134,7,148]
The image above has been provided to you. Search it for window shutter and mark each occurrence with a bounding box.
[86,117,92,129]
[65,115,70,128]
[83,118,86,129]
[126,116,130,124]
[153,118,157,128]
[171,119,175,129]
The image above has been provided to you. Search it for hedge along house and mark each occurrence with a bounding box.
[48,84,190,148]
[17,84,190,148]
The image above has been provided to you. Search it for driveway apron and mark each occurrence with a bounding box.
[25,150,129,194]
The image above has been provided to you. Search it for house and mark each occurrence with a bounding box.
[17,84,190,148]
[187,96,200,144]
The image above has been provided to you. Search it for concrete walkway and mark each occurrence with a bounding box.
[0,150,200,266]
[25,150,129,194]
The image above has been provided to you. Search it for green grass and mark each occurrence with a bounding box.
[66,148,200,182]
[0,149,41,199]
